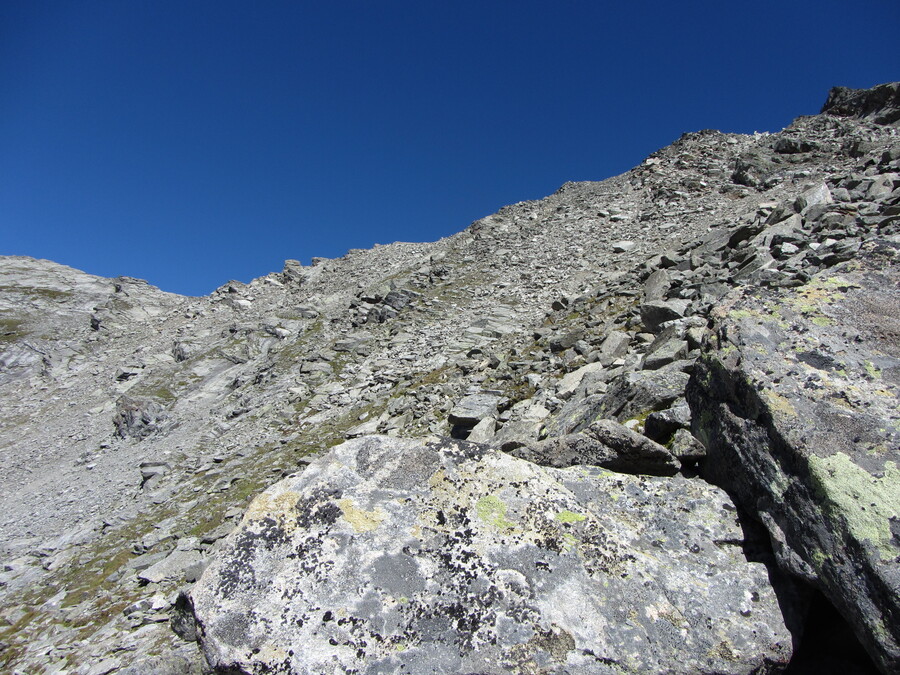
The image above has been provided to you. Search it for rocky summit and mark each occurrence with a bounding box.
[0,82,898,674]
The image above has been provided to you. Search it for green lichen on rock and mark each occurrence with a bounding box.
[761,390,797,419]
[864,360,883,380]
[807,453,900,560]
[475,494,514,530]
[554,510,586,524]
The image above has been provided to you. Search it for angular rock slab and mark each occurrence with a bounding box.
[192,435,791,674]
[688,238,900,673]
[509,420,680,477]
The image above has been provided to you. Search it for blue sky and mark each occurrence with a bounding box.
[2,1,898,296]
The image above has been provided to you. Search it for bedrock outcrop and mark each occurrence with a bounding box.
[191,435,792,674]
[688,237,900,672]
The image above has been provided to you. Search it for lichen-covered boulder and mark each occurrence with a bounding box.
[191,435,791,674]
[688,238,900,673]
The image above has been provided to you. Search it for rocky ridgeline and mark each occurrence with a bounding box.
[0,82,898,674]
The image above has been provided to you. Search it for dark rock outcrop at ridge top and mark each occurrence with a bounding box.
[821,82,900,126]
[688,238,900,673]
[191,435,792,675]
[2,82,900,673]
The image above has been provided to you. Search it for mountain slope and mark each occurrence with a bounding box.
[0,82,898,674]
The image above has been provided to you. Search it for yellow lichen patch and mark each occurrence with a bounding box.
[807,454,900,560]
[810,548,827,570]
[257,643,289,663]
[790,276,855,318]
[244,490,301,523]
[554,510,587,524]
[761,390,797,418]
[427,468,446,488]
[338,498,384,533]
[476,495,514,530]
[864,361,883,380]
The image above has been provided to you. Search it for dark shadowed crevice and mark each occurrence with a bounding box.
[783,589,880,675]
[730,502,880,674]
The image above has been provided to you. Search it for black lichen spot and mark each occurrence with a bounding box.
[295,487,343,528]
[216,518,289,599]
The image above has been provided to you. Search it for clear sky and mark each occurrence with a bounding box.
[2,1,898,296]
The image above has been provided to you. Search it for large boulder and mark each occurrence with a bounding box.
[191,435,792,674]
[688,238,900,673]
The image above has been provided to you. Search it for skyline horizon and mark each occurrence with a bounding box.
[2,2,898,296]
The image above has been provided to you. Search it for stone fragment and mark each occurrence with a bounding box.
[611,240,635,252]
[345,418,380,438]
[640,299,690,332]
[642,268,670,301]
[548,329,584,353]
[466,416,496,443]
[644,403,692,444]
[191,436,791,674]
[113,396,168,440]
[643,337,688,370]
[596,330,630,365]
[795,182,832,212]
[511,419,679,476]
[138,547,204,585]
[447,393,500,427]
[596,368,691,423]
[556,362,605,400]
[139,461,171,489]
[773,137,818,154]
[669,428,707,462]
[491,418,543,451]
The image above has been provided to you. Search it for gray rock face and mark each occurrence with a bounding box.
[191,435,791,674]
[688,238,900,672]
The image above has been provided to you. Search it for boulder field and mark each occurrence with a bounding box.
[1,82,898,673]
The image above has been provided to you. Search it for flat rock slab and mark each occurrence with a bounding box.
[192,435,791,674]
[138,548,203,585]
[688,238,900,672]
[448,393,501,426]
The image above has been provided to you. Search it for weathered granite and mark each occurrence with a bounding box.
[191,435,791,674]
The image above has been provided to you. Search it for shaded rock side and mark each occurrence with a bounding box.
[191,435,791,674]
[687,238,900,673]
[509,419,680,476]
